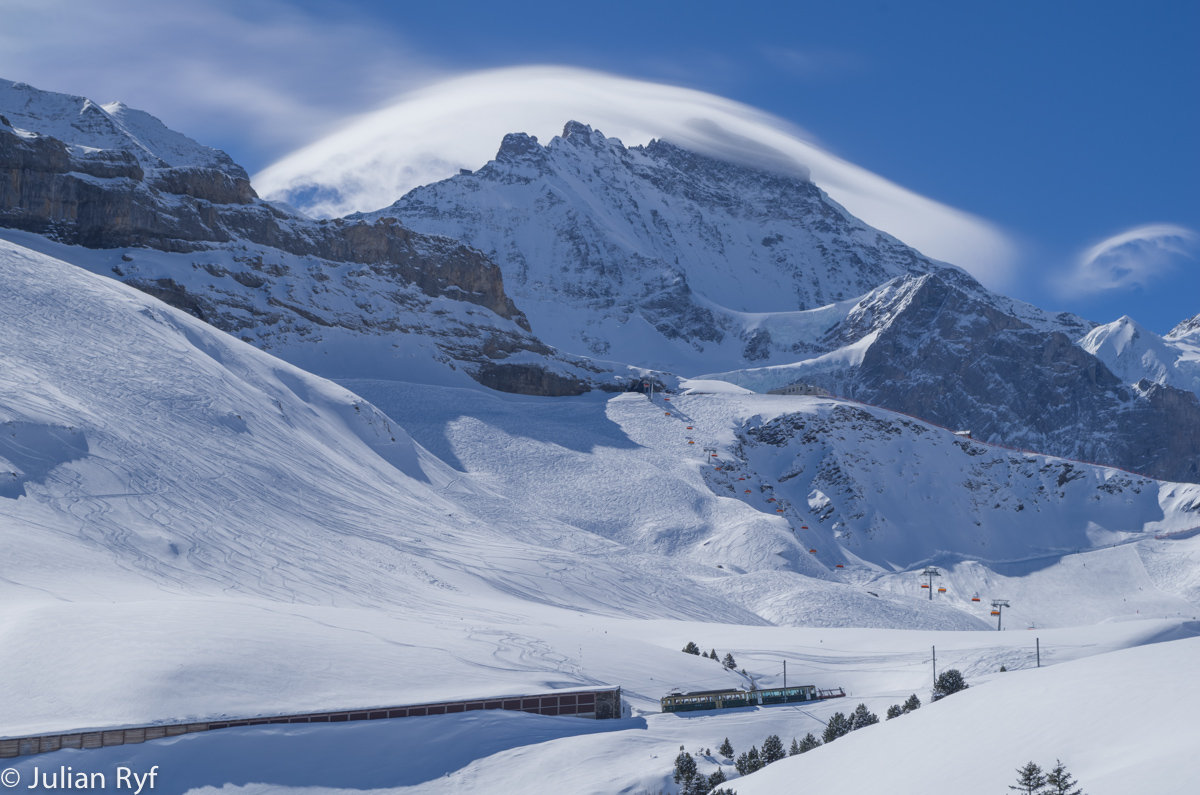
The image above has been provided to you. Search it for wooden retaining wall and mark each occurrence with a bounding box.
[0,685,622,759]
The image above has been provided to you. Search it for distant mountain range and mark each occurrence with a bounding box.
[1,80,1197,481]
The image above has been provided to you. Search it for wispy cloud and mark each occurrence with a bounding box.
[255,65,1019,289]
[0,0,440,165]
[1057,224,1198,296]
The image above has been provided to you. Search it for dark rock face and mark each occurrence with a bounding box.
[799,273,1200,482]
[0,96,640,396]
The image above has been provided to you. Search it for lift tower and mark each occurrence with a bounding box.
[991,599,1010,631]
[921,566,941,600]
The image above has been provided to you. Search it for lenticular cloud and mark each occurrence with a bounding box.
[1062,224,1198,295]
[254,65,1016,287]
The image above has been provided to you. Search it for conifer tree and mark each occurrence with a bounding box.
[683,641,701,655]
[722,652,737,669]
[933,669,969,701]
[735,751,751,776]
[903,693,921,712]
[1000,664,1008,672]
[707,769,727,788]
[789,737,800,756]
[822,712,853,743]
[746,745,761,773]
[710,790,737,795]
[761,734,785,764]
[710,648,718,660]
[1010,761,1046,794]
[673,750,698,785]
[1045,760,1084,795]
[797,733,821,753]
[718,737,734,758]
[850,702,879,729]
[886,704,903,720]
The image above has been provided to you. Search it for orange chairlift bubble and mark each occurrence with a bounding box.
[990,610,1000,616]
[686,426,693,429]
[971,595,981,602]
[937,587,947,593]
[744,489,752,493]
[767,498,776,502]
[809,549,818,554]
[835,564,844,568]
[665,412,671,415]
[776,509,784,513]
[920,584,930,589]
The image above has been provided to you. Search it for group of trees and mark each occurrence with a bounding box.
[672,750,732,794]
[681,642,737,670]
[885,693,922,719]
[821,702,879,743]
[1011,760,1084,795]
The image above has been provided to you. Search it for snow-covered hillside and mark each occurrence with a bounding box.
[3,238,1199,790]
[736,635,1200,795]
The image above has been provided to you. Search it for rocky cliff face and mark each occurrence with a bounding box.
[0,80,638,395]
[713,272,1200,482]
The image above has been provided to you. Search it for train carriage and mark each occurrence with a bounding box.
[661,685,841,713]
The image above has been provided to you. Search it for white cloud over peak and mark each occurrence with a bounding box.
[1058,224,1198,296]
[255,66,1019,289]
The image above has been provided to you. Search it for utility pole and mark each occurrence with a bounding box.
[992,599,1010,631]
[931,646,936,691]
[921,566,941,600]
[1036,638,1040,668]
[783,659,787,690]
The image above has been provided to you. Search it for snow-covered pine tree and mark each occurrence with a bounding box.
[797,733,822,753]
[886,704,903,720]
[708,769,727,788]
[673,750,698,785]
[903,693,921,712]
[718,737,734,758]
[933,669,969,701]
[789,737,800,756]
[822,712,853,743]
[1010,761,1046,794]
[722,652,737,669]
[746,746,762,772]
[1045,760,1084,795]
[735,751,751,776]
[683,641,701,655]
[850,702,879,729]
[710,648,718,660]
[760,734,785,764]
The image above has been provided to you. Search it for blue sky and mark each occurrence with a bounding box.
[2,0,1196,331]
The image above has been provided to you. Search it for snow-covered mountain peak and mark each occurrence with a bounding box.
[363,120,946,371]
[0,77,245,179]
[1167,311,1200,341]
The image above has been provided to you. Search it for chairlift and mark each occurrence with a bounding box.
[990,610,1000,616]
[686,426,694,430]
[776,509,784,513]
[835,564,844,568]
[809,549,818,554]
[937,587,947,593]
[688,440,695,444]
[665,412,671,416]
[744,490,752,494]
[971,594,981,602]
[801,526,809,529]
[767,498,776,503]
[920,584,930,589]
